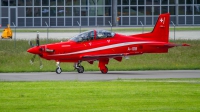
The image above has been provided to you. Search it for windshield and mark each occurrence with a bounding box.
[69,30,115,42]
[69,30,94,42]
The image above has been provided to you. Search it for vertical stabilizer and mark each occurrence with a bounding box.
[151,13,170,42]
[130,13,170,42]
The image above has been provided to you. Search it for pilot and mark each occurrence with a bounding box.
[97,32,104,39]
[106,32,111,37]
[88,32,94,40]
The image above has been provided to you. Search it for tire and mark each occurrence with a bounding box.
[101,66,108,74]
[56,67,62,74]
[77,66,84,73]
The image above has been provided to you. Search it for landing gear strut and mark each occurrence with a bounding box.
[74,61,84,73]
[56,62,62,74]
[100,66,108,74]
[99,59,109,74]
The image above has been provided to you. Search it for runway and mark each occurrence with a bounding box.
[0,70,200,81]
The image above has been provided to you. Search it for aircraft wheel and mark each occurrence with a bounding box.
[77,66,84,73]
[56,67,62,74]
[101,66,108,74]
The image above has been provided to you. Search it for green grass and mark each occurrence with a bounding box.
[0,39,199,72]
[0,79,200,111]
[0,40,200,72]
[9,27,200,32]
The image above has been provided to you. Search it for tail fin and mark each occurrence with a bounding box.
[132,13,170,42]
[151,13,170,42]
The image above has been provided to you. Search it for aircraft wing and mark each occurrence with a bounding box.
[81,52,143,61]
[81,54,124,61]
[164,43,190,47]
[148,43,190,48]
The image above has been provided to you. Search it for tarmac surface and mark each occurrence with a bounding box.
[0,70,200,81]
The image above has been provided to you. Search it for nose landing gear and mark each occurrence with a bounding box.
[56,62,62,74]
[56,67,62,74]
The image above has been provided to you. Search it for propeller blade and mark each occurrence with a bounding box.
[39,57,43,69]
[28,32,40,47]
[30,54,36,64]
[36,32,40,46]
[29,55,43,69]
[28,41,34,47]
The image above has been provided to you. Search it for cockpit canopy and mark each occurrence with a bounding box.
[69,30,115,42]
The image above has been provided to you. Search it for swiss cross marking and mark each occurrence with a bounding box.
[160,18,163,23]
[160,17,165,24]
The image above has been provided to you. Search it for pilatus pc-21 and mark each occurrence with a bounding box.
[27,13,189,74]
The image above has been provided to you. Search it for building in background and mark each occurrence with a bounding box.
[0,0,200,27]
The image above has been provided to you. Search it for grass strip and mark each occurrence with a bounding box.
[0,79,200,112]
[0,39,199,72]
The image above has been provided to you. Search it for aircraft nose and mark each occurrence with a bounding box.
[27,47,40,54]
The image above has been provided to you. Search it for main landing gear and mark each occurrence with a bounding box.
[99,59,109,74]
[100,66,108,74]
[74,61,84,73]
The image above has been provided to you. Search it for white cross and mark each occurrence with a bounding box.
[160,18,163,23]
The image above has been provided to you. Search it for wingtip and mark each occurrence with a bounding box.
[182,43,190,46]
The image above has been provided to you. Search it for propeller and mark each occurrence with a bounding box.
[29,41,34,47]
[28,32,43,69]
[29,32,40,47]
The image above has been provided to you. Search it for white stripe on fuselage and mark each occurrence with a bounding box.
[50,41,154,56]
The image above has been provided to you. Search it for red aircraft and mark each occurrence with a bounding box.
[27,13,189,74]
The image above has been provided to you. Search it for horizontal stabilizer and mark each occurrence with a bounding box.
[165,43,190,47]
